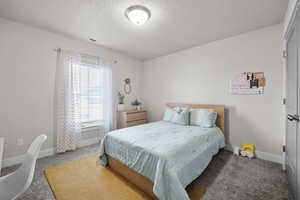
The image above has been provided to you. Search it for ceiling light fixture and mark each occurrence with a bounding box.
[125,5,151,26]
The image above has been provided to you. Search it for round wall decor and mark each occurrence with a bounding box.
[124,78,132,94]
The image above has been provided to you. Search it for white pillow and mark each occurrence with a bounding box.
[163,107,175,121]
[163,107,189,125]
[171,107,189,125]
[190,109,217,128]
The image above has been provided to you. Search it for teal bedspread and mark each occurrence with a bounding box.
[99,121,225,200]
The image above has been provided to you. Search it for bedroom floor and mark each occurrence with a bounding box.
[2,144,288,200]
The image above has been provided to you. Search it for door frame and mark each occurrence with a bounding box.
[285,10,300,200]
[284,2,300,171]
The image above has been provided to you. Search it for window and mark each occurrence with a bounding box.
[80,64,102,129]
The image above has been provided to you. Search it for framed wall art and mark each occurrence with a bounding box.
[230,72,265,95]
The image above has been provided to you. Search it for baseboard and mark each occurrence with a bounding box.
[2,150,53,169]
[2,137,100,169]
[79,137,100,148]
[225,144,283,164]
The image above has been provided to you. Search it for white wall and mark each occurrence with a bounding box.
[0,17,284,163]
[142,24,284,156]
[0,18,142,160]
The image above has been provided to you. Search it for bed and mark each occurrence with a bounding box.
[99,104,225,200]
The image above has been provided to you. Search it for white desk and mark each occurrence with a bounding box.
[0,137,4,175]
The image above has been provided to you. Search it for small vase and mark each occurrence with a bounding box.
[137,105,141,110]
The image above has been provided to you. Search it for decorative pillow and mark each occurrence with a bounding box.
[190,109,217,128]
[163,107,190,125]
[171,107,190,125]
[163,107,175,121]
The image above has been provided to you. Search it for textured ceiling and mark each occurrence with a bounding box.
[0,0,288,60]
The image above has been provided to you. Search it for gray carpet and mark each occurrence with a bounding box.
[1,144,288,200]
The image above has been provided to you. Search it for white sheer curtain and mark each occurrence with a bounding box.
[55,49,82,153]
[98,62,113,133]
[54,50,113,153]
[81,54,113,134]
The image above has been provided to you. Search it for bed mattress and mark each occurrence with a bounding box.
[99,121,225,200]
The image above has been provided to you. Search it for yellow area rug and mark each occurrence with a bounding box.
[44,155,204,200]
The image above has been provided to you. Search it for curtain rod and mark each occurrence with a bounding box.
[53,48,118,64]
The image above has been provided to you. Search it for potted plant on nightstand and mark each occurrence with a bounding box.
[117,92,125,111]
[131,99,142,110]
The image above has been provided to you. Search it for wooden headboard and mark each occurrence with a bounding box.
[166,103,225,133]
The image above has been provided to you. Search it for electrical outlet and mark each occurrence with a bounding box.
[17,138,24,146]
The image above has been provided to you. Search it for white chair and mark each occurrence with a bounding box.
[0,135,47,200]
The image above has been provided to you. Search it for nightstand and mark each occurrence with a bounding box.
[117,110,148,129]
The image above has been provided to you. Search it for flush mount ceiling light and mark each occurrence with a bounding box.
[125,5,151,25]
